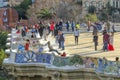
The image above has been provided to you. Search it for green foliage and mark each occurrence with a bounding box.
[0,49,7,65]
[76,0,82,6]
[0,77,5,80]
[13,0,32,19]
[0,32,8,50]
[36,9,54,20]
[70,55,83,65]
[85,14,98,22]
[88,5,96,14]
[20,0,32,10]
[0,31,7,65]
[98,2,119,21]
[99,12,108,21]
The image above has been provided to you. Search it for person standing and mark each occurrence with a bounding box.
[92,24,98,41]
[49,21,55,36]
[112,24,116,32]
[59,20,63,31]
[102,27,107,35]
[74,28,80,45]
[76,22,80,30]
[38,21,44,39]
[66,21,70,32]
[58,31,65,50]
[71,20,75,32]
[54,23,59,44]
[21,26,26,37]
[103,32,110,51]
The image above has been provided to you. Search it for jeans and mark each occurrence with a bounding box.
[103,41,108,51]
[72,27,74,31]
[66,26,69,32]
[59,41,65,50]
[75,36,78,44]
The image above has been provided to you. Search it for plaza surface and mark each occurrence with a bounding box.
[64,32,120,61]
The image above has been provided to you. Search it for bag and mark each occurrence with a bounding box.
[108,44,114,51]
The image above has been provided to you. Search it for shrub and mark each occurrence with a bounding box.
[70,55,83,65]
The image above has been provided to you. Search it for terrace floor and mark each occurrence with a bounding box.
[62,32,120,61]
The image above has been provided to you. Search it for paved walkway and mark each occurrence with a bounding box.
[64,32,120,61]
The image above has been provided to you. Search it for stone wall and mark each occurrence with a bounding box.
[3,63,120,80]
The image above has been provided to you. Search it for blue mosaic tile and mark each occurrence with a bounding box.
[24,51,37,62]
[15,54,25,63]
[36,54,52,64]
[96,58,104,73]
[15,51,52,64]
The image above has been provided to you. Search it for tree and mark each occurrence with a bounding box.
[13,0,32,19]
[0,32,8,50]
[85,14,98,22]
[88,5,96,14]
[0,32,7,66]
[0,49,7,65]
[98,2,119,21]
[98,11,108,21]
[36,9,54,20]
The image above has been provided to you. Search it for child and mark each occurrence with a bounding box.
[25,39,30,51]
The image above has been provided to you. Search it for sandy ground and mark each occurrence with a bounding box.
[63,32,120,61]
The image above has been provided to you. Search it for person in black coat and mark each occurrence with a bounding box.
[38,22,44,39]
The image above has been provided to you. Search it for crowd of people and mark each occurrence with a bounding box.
[13,19,117,58]
[92,21,115,51]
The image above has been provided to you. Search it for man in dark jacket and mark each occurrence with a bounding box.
[58,31,65,50]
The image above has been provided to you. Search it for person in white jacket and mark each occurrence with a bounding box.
[74,28,80,45]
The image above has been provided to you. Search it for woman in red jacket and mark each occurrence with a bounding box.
[49,21,55,36]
